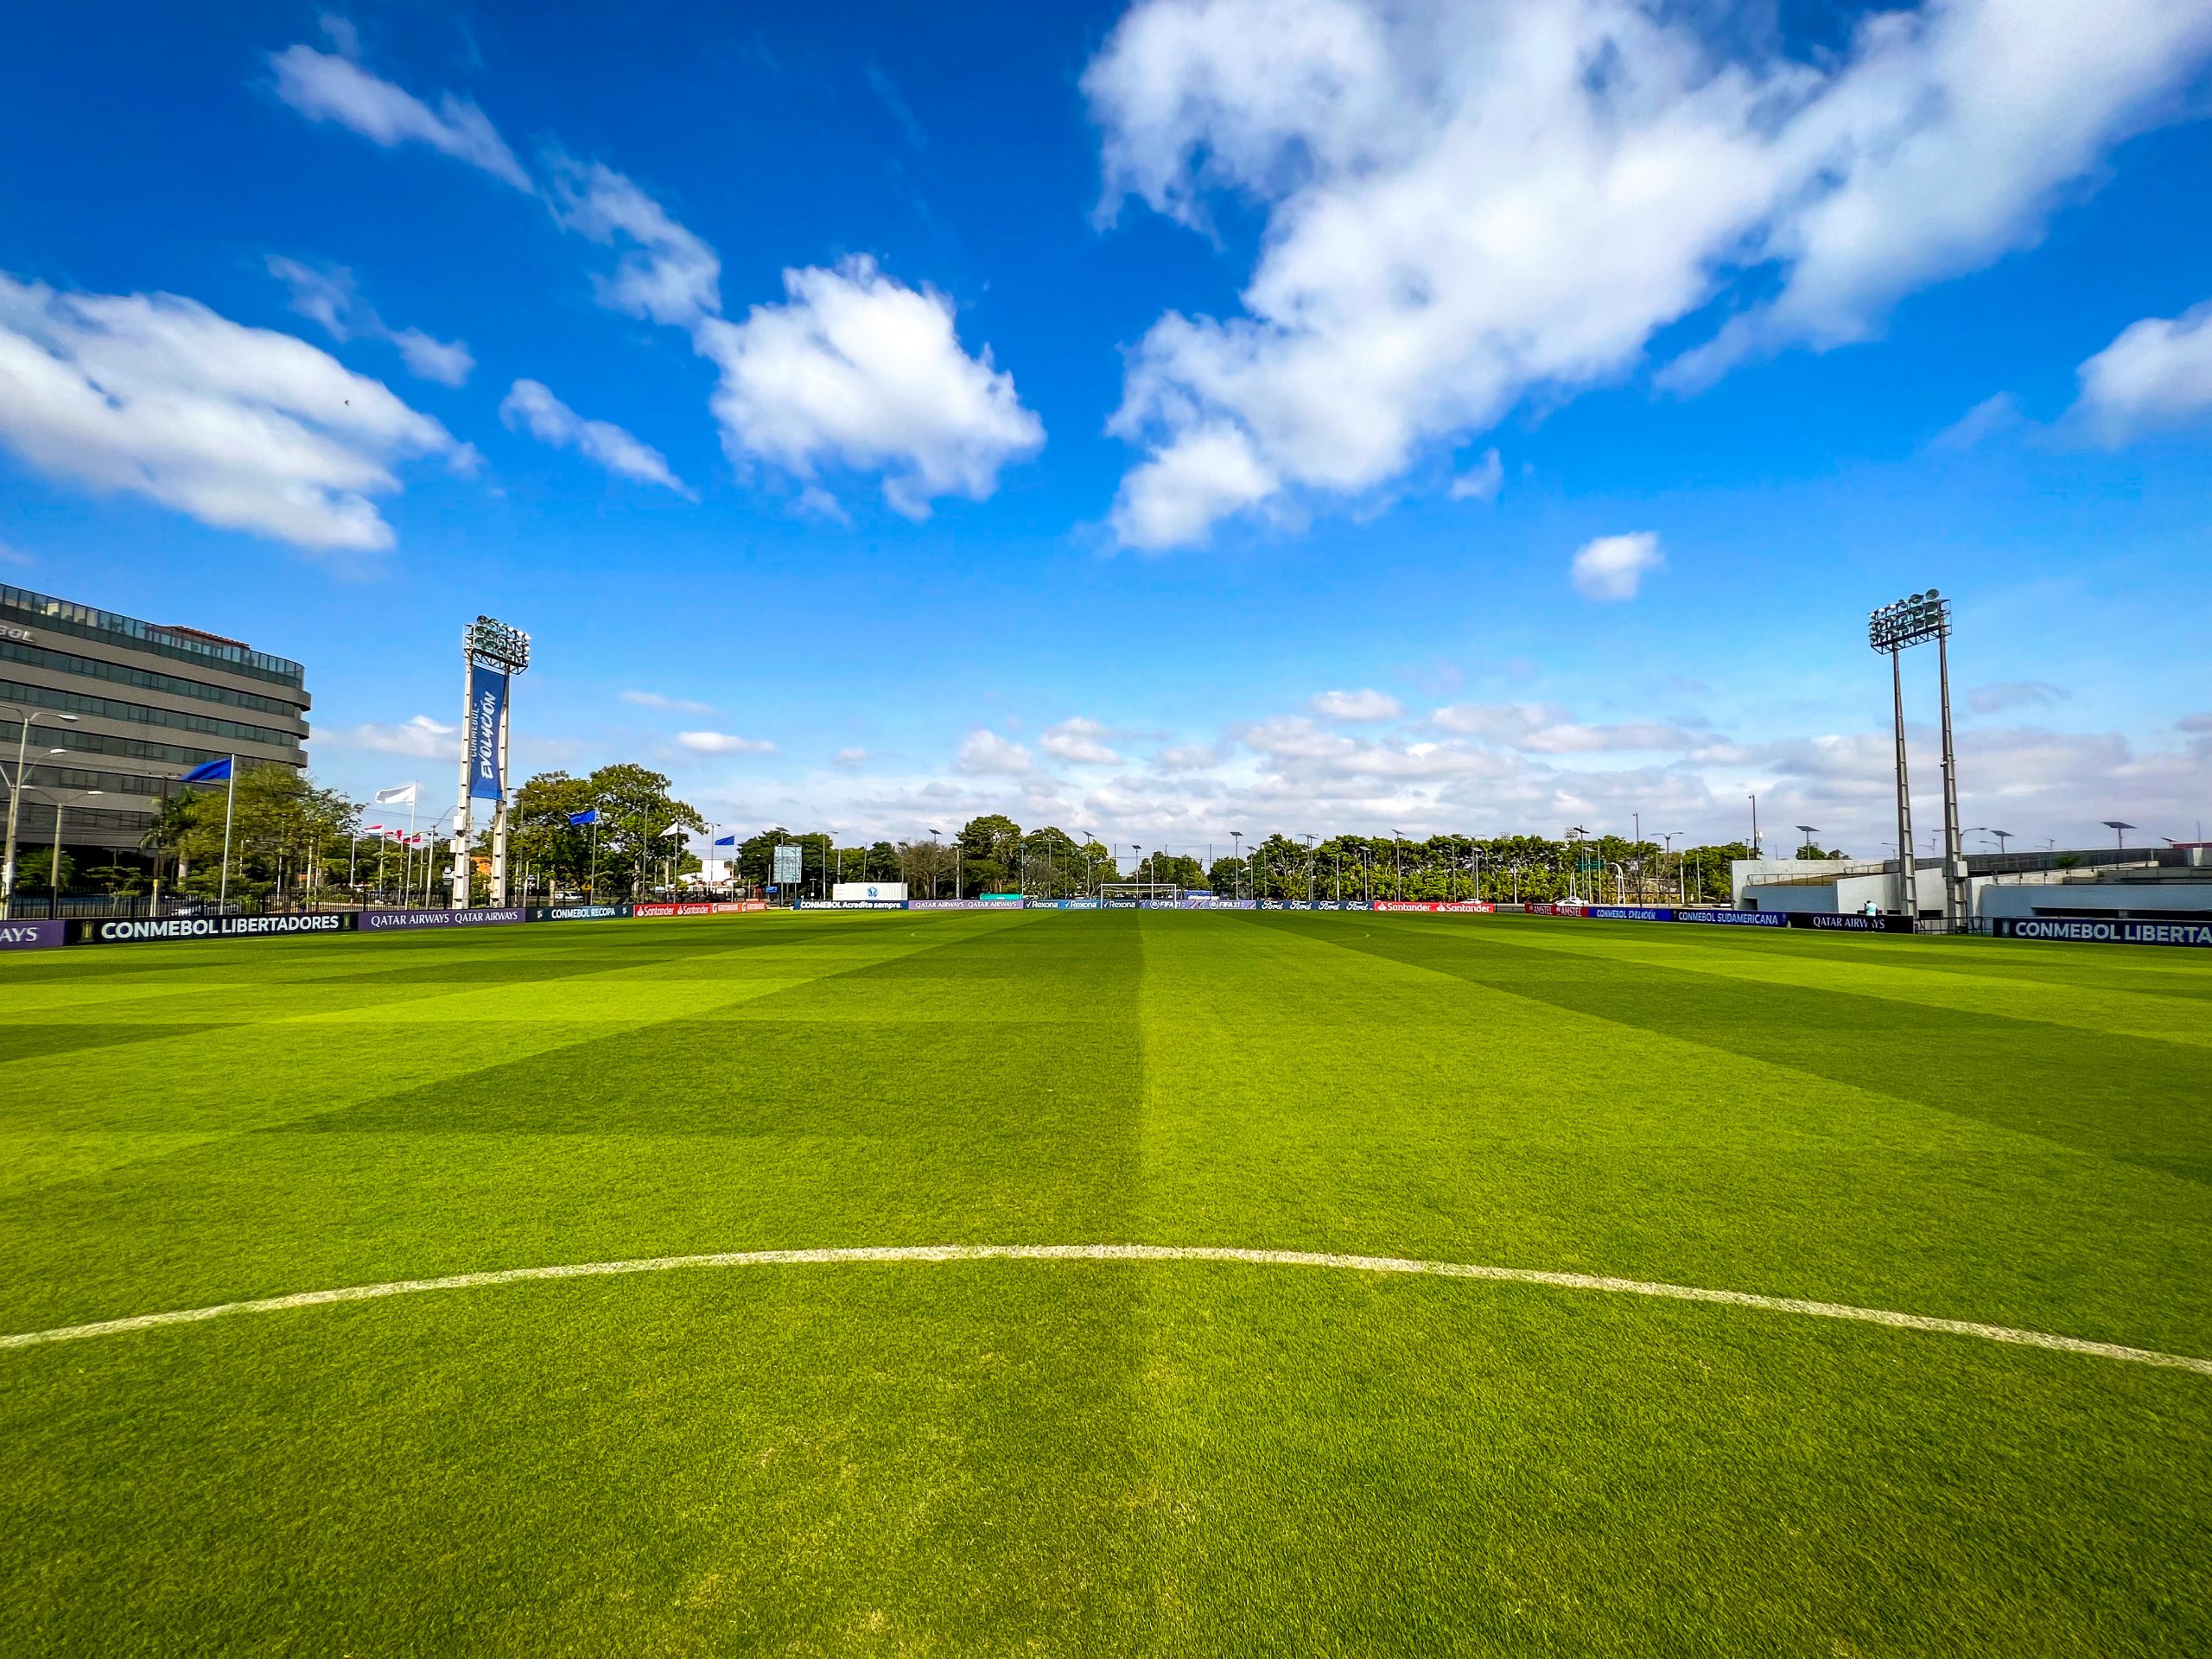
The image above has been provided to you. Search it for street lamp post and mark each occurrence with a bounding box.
[1796,824,1820,859]
[2103,820,2136,854]
[2,707,79,918]
[1231,830,1244,901]
[44,786,104,914]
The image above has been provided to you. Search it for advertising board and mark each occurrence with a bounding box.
[73,912,359,945]
[0,919,68,950]
[1673,908,1789,927]
[1523,903,1588,918]
[634,903,722,918]
[831,882,907,902]
[907,899,1024,910]
[1788,912,1916,934]
[798,899,908,910]
[529,904,632,921]
[772,845,803,885]
[360,907,526,931]
[1372,901,1497,913]
[1586,906,1675,923]
[1030,899,1103,909]
[1993,916,2212,947]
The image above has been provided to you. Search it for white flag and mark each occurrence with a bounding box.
[374,783,418,805]
[659,822,685,837]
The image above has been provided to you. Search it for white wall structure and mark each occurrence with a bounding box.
[832,881,906,902]
[1978,880,2212,919]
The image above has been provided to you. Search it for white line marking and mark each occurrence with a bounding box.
[3,1243,2207,1376]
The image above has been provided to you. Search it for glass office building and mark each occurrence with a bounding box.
[0,584,309,877]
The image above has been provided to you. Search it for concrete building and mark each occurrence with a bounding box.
[0,583,308,881]
[1735,844,2212,925]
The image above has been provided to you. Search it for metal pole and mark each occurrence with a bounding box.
[1891,648,1916,918]
[0,714,28,919]
[1936,626,1965,931]
[490,666,512,906]
[218,758,238,908]
[451,642,474,907]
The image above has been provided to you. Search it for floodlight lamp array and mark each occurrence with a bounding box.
[467,614,531,671]
[1868,589,1949,652]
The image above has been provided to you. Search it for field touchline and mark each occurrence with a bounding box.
[3,1243,2208,1377]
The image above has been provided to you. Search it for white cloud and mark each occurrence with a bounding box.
[675,690,2212,861]
[1040,717,1125,766]
[1310,689,1402,722]
[266,257,473,387]
[267,43,531,191]
[833,747,871,767]
[264,60,1033,520]
[2069,299,2212,445]
[389,329,474,388]
[696,257,1043,518]
[0,540,30,567]
[327,715,459,758]
[1087,0,2212,547]
[1448,448,1503,502]
[1930,392,2024,451]
[957,729,1033,775]
[550,160,723,327]
[621,690,713,713]
[0,272,461,551]
[1570,531,1662,601]
[677,730,775,754]
[1430,702,1694,753]
[1967,680,2069,716]
[499,378,691,496]
[1109,422,1276,550]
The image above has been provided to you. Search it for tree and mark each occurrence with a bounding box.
[1132,851,1206,890]
[16,849,74,891]
[168,764,354,903]
[957,814,1022,896]
[509,772,601,893]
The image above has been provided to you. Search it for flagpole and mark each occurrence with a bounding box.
[218,756,238,908]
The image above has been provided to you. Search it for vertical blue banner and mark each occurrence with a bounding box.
[468,662,506,800]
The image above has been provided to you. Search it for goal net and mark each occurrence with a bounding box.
[1100,883,1183,904]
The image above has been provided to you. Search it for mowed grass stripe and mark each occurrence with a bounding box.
[1299,911,2212,1185]
[0,910,1150,1332]
[1149,911,2212,1355]
[1425,915,2212,1047]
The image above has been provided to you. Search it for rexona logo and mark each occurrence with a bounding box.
[90,913,353,944]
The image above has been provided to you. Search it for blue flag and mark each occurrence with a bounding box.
[713,834,736,847]
[181,758,232,784]
[569,809,599,826]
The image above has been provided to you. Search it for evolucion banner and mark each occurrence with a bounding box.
[467,662,507,802]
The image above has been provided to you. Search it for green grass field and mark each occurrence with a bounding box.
[3,908,2209,1655]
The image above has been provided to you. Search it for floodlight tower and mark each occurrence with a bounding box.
[449,615,531,907]
[1869,589,1962,927]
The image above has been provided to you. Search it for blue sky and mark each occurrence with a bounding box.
[3,0,2209,856]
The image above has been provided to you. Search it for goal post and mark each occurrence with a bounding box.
[1101,883,1183,905]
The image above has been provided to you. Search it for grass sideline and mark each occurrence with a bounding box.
[3,908,2209,1653]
